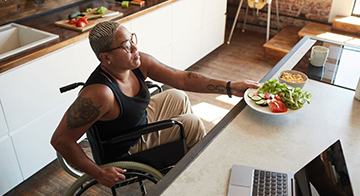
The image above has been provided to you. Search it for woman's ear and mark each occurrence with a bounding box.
[99,52,110,64]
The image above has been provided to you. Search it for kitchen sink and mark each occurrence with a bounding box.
[0,23,59,60]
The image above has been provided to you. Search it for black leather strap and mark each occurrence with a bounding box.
[226,81,232,98]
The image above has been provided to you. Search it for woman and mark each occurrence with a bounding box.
[51,21,260,188]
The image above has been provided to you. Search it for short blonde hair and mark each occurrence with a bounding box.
[89,21,121,61]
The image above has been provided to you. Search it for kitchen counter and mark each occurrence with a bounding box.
[0,0,178,74]
[151,36,360,195]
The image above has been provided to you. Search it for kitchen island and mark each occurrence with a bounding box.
[151,36,360,195]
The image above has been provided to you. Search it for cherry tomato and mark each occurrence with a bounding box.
[264,93,271,99]
[274,94,282,100]
[68,18,78,24]
[268,100,287,113]
[76,21,86,27]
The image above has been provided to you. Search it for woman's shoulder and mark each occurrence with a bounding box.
[80,84,114,105]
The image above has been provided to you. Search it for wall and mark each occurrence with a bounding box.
[329,0,354,22]
[227,0,344,35]
[0,0,87,25]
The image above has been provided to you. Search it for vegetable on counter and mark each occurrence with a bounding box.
[68,11,85,20]
[86,8,93,12]
[68,17,88,27]
[94,6,107,14]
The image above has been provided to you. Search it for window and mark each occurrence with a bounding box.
[353,0,360,16]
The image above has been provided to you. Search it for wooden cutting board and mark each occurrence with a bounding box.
[55,9,123,32]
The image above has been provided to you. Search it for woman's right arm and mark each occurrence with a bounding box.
[51,85,126,187]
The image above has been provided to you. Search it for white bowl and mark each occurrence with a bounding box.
[278,70,308,89]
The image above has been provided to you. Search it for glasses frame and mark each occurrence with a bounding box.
[105,33,137,53]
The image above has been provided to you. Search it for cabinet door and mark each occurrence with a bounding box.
[0,136,23,195]
[73,39,100,81]
[10,101,71,180]
[172,0,203,42]
[0,100,8,138]
[173,29,202,70]
[0,46,80,131]
[131,6,172,55]
[202,0,227,25]
[201,15,226,58]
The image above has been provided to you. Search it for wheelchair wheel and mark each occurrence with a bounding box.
[65,161,163,196]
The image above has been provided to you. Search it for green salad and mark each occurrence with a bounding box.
[257,79,312,110]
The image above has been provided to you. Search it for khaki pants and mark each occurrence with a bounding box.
[129,89,206,154]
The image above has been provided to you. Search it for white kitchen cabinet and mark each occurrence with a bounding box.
[201,15,226,58]
[0,46,80,132]
[172,0,203,42]
[131,5,172,55]
[73,39,100,81]
[173,29,202,70]
[10,101,70,180]
[0,101,8,138]
[202,0,227,25]
[0,136,23,195]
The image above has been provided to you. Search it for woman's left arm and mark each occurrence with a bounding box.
[139,52,260,97]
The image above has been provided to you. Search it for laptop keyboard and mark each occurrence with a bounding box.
[252,169,288,196]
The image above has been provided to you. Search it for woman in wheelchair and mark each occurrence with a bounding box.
[51,21,260,189]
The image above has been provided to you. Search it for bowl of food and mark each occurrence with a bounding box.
[278,70,308,89]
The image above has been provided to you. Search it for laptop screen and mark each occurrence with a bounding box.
[294,140,354,196]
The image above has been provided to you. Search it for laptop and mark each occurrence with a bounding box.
[227,139,354,196]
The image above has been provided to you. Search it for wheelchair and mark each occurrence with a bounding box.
[57,81,187,196]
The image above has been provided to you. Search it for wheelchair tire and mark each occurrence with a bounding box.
[57,152,83,178]
[65,161,163,196]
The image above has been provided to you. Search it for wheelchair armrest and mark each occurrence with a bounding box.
[145,80,162,92]
[105,119,184,145]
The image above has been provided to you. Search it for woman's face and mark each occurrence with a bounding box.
[104,26,141,71]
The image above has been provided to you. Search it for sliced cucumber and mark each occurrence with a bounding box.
[248,92,255,98]
[255,99,267,106]
[251,96,262,101]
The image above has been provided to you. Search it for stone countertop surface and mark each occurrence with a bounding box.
[0,0,177,74]
[161,79,360,195]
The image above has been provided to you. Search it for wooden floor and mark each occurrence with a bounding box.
[4,24,274,196]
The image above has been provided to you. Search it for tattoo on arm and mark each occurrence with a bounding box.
[187,72,224,92]
[207,84,226,93]
[66,97,102,129]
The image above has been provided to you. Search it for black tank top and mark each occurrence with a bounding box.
[83,66,150,161]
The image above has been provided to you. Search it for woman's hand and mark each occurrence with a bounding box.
[96,167,127,188]
[231,80,260,97]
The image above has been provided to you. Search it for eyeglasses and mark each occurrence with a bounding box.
[106,33,138,53]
